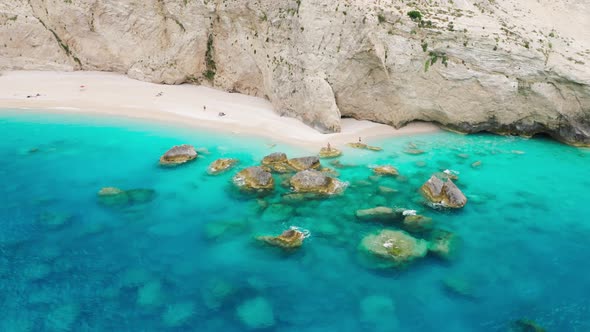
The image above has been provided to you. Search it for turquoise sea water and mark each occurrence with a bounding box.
[1,109,590,331]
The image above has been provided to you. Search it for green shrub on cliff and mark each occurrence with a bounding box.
[203,34,216,81]
[424,51,449,72]
[407,10,422,22]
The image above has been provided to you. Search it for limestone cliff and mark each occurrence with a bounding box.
[1,0,589,145]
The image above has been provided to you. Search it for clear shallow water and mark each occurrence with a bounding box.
[1,110,590,331]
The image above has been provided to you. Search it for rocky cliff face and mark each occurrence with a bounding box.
[1,0,589,145]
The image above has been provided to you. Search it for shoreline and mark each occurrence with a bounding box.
[0,71,439,149]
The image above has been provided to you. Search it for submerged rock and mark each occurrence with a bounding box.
[428,229,460,260]
[204,219,248,240]
[137,280,163,307]
[257,228,306,249]
[37,212,74,229]
[98,187,124,195]
[46,304,80,332]
[281,192,307,203]
[288,156,321,171]
[290,169,346,195]
[355,206,399,220]
[97,187,130,207]
[120,268,152,288]
[236,297,275,329]
[159,144,197,166]
[162,302,196,327]
[360,230,429,268]
[433,170,460,181]
[98,187,155,207]
[415,161,427,167]
[319,147,342,158]
[511,319,546,332]
[359,295,398,327]
[352,179,372,188]
[372,165,399,176]
[377,186,398,195]
[320,167,340,177]
[22,263,52,281]
[457,153,470,159]
[441,277,477,299]
[402,214,434,233]
[208,158,238,175]
[202,279,235,310]
[420,175,467,208]
[404,148,425,155]
[347,142,383,151]
[261,152,293,173]
[260,204,295,223]
[233,166,274,191]
[126,189,156,204]
[329,159,355,169]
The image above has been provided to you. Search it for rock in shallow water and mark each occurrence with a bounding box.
[420,175,467,208]
[288,156,321,171]
[159,144,197,166]
[371,165,399,176]
[208,158,238,175]
[347,142,382,151]
[261,152,292,173]
[257,228,306,249]
[290,169,346,195]
[360,230,429,268]
[233,166,274,191]
[319,147,342,158]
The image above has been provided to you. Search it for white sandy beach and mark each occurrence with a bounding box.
[0,71,439,148]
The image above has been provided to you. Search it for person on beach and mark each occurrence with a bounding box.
[203,105,206,111]
[358,137,362,143]
[327,142,332,151]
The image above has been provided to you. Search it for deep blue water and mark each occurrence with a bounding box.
[1,110,589,331]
